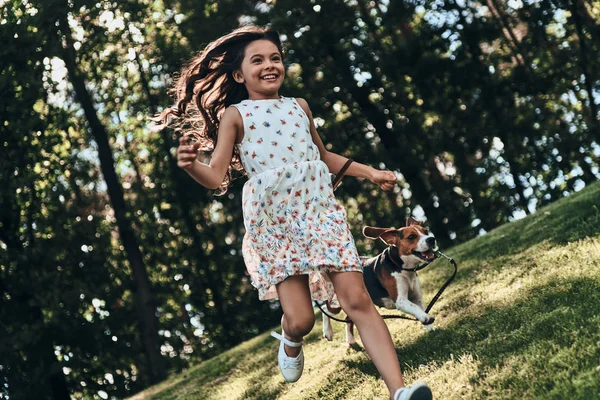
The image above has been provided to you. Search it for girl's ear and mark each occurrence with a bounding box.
[233,70,245,84]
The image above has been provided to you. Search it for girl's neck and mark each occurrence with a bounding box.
[247,92,281,101]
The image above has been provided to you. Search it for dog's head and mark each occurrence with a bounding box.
[363,217,438,265]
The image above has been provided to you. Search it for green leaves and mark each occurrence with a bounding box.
[1,0,598,398]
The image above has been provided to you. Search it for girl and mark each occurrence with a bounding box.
[159,25,432,400]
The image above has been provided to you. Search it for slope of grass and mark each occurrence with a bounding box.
[128,181,600,400]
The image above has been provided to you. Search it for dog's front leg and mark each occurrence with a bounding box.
[410,276,435,331]
[395,279,435,325]
[396,297,434,325]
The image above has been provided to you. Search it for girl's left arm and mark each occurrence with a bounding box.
[296,98,397,191]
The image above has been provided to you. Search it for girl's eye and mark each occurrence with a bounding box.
[252,58,261,63]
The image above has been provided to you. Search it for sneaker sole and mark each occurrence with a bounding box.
[409,385,432,400]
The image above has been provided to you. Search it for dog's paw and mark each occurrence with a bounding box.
[323,328,334,341]
[420,315,435,325]
[423,323,436,332]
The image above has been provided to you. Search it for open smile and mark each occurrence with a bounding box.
[260,74,279,81]
[412,250,436,263]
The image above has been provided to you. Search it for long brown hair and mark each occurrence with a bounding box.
[157,25,284,195]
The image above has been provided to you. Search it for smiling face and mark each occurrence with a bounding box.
[233,39,284,100]
[394,225,437,264]
[364,223,438,266]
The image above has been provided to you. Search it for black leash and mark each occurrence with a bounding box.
[332,158,354,190]
[316,250,457,323]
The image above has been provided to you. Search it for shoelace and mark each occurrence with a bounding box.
[282,356,302,369]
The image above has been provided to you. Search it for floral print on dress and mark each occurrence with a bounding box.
[232,97,362,306]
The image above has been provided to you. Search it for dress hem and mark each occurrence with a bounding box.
[253,264,363,302]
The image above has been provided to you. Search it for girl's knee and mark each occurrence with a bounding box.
[284,313,315,337]
[339,289,373,314]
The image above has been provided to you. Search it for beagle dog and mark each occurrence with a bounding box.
[322,217,438,344]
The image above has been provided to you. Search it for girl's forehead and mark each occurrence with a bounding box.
[244,39,280,57]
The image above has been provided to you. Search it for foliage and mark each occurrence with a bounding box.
[0,0,598,398]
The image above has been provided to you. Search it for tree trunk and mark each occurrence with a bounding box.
[571,0,600,134]
[22,186,71,400]
[58,18,165,383]
[573,0,600,46]
[127,29,235,336]
[320,43,453,245]
[487,0,530,70]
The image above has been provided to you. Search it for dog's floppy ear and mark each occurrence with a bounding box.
[363,226,389,239]
[363,226,401,244]
[405,216,423,227]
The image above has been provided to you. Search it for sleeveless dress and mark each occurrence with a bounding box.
[232,97,362,305]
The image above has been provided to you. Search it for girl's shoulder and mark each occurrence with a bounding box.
[293,97,311,117]
[220,105,243,128]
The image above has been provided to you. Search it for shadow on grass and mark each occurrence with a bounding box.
[149,335,279,400]
[343,276,600,399]
[147,182,600,400]
[148,277,600,400]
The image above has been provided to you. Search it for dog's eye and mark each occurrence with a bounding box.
[408,234,417,240]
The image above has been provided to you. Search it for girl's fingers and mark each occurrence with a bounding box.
[179,154,197,162]
[177,145,199,156]
[176,138,198,169]
[380,181,395,191]
[179,136,192,146]
[179,135,198,144]
[177,152,197,161]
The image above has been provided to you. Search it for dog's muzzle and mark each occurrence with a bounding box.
[412,237,438,263]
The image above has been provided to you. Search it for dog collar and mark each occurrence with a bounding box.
[388,246,429,272]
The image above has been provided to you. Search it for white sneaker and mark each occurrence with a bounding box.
[270,330,304,383]
[394,382,433,400]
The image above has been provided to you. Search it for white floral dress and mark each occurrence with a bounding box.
[232,97,362,305]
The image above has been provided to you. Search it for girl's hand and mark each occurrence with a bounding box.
[177,136,200,170]
[370,169,397,191]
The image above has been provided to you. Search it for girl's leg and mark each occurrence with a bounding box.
[275,274,315,357]
[328,271,404,397]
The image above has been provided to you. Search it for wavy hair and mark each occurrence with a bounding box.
[156,25,283,195]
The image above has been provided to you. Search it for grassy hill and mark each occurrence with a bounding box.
[128,181,600,400]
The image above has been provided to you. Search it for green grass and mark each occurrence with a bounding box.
[128,181,600,400]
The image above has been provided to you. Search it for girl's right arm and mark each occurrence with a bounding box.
[176,107,242,190]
